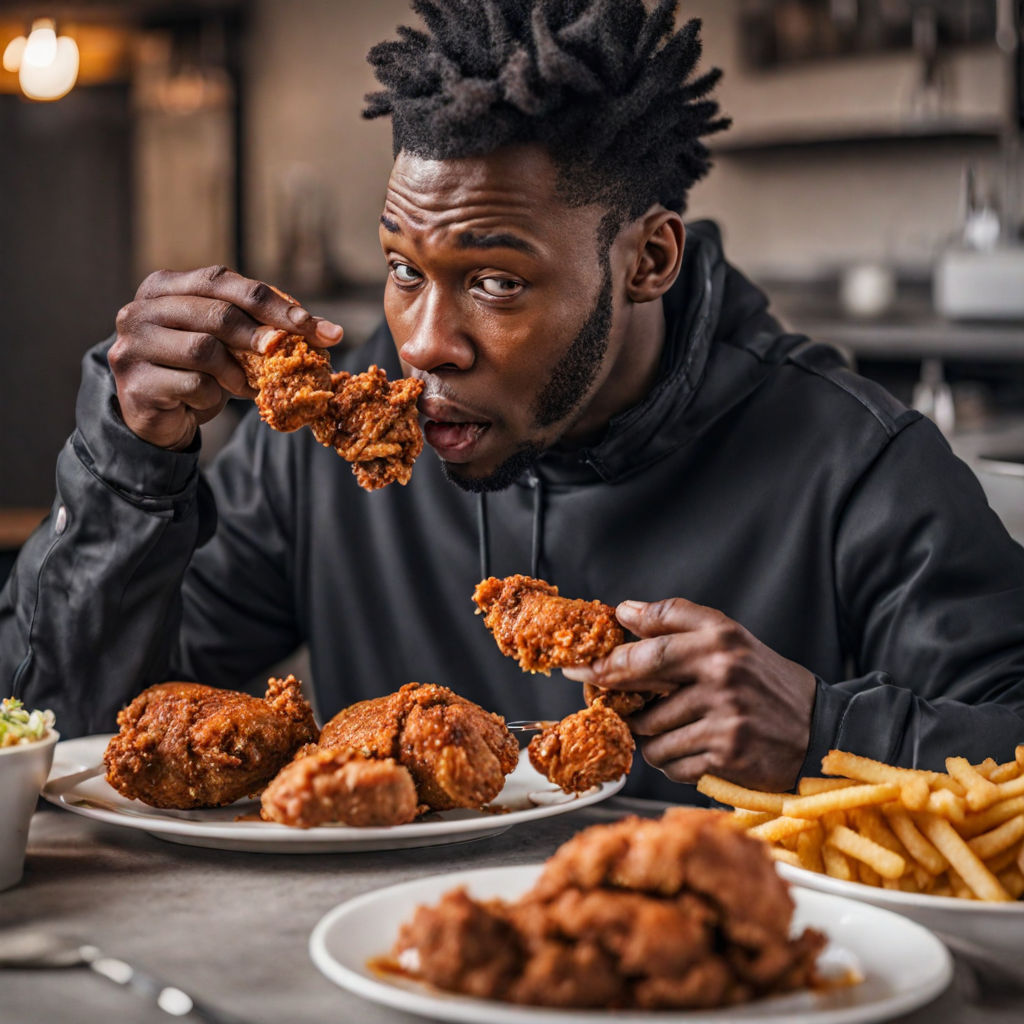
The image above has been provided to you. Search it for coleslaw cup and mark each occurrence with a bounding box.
[0,728,59,890]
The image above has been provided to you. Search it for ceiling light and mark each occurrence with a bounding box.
[4,18,80,101]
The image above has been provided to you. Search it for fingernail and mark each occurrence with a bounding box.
[287,305,311,327]
[561,666,591,682]
[315,319,344,341]
[253,326,285,354]
[618,600,645,614]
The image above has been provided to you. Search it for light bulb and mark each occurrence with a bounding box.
[19,35,79,101]
[23,18,57,67]
[2,35,26,72]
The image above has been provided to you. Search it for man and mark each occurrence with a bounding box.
[2,0,1023,801]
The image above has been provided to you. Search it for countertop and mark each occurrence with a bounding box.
[2,800,1022,1024]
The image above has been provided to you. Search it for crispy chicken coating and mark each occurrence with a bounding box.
[232,331,423,490]
[310,365,424,489]
[259,746,418,828]
[527,699,634,793]
[317,682,519,811]
[393,808,825,1009]
[472,574,624,675]
[103,676,319,809]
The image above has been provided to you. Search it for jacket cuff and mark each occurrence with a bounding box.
[797,677,850,780]
[73,338,200,502]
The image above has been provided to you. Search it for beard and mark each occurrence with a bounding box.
[442,259,614,494]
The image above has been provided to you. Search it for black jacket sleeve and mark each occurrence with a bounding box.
[0,339,209,734]
[801,416,1024,774]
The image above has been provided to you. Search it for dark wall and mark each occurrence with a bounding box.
[0,84,133,507]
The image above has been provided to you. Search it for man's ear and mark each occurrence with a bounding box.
[625,210,684,303]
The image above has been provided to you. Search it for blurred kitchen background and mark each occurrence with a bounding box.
[2,0,1023,572]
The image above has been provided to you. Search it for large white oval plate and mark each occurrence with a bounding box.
[42,735,624,853]
[309,864,953,1024]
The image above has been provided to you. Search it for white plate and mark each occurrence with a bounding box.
[776,861,1024,973]
[309,864,952,1024]
[42,735,624,853]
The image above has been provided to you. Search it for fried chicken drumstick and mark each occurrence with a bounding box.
[232,331,423,490]
[527,698,634,793]
[393,808,825,1010]
[472,574,625,675]
[104,676,318,809]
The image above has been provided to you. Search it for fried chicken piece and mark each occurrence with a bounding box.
[582,681,650,717]
[393,807,825,1010]
[527,698,634,793]
[233,331,334,432]
[103,675,319,809]
[317,682,519,811]
[310,366,424,489]
[472,574,624,675]
[259,746,418,828]
[232,330,423,490]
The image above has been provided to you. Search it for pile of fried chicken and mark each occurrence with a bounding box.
[232,331,422,490]
[392,807,826,1009]
[104,679,518,828]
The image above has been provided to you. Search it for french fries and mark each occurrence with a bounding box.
[698,744,1024,903]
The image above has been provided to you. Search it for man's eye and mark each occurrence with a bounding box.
[390,263,421,285]
[477,277,522,298]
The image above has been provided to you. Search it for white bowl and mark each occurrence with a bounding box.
[0,728,59,890]
[776,861,1024,974]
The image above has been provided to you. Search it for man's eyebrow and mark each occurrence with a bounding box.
[457,231,538,256]
[380,214,402,233]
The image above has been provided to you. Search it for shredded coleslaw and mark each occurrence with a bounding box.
[0,698,55,747]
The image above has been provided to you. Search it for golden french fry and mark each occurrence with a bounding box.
[925,788,966,823]
[768,847,801,867]
[796,825,825,874]
[882,806,948,875]
[821,750,929,809]
[990,759,1022,784]
[947,756,1002,812]
[729,808,776,828]
[1017,745,1024,770]
[918,815,1013,902]
[967,814,1024,861]
[822,842,854,882]
[696,774,786,814]
[985,844,1023,875]
[998,866,1024,899]
[797,777,856,795]
[947,868,976,901]
[993,774,1024,802]
[783,783,899,820]
[827,824,906,880]
[748,815,817,843]
[972,757,998,779]
[849,806,906,857]
[1018,839,1024,876]
[959,795,1024,838]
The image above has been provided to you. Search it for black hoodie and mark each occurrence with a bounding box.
[4,222,1023,800]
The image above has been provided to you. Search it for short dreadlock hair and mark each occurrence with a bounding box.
[363,0,730,221]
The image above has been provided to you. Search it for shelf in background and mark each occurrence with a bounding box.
[713,118,1005,156]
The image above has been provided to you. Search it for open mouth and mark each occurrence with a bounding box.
[422,420,490,458]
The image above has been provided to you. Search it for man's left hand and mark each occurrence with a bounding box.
[562,597,817,791]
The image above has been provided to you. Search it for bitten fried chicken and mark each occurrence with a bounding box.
[103,676,319,809]
[393,807,826,1010]
[472,574,624,675]
[317,682,519,811]
[260,746,418,828]
[232,331,423,490]
[527,698,634,793]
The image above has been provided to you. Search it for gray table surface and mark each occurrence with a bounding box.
[1,799,1022,1024]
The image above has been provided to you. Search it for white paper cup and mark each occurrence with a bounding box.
[0,729,59,890]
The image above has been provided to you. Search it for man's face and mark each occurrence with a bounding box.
[380,144,629,491]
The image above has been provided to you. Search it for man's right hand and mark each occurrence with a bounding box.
[108,265,344,450]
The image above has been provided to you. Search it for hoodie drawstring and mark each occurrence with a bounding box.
[475,472,546,581]
[477,491,490,580]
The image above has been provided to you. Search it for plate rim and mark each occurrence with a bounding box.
[308,863,954,1024]
[42,734,625,850]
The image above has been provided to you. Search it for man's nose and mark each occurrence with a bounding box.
[397,290,475,373]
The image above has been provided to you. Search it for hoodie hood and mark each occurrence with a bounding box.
[535,220,811,486]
